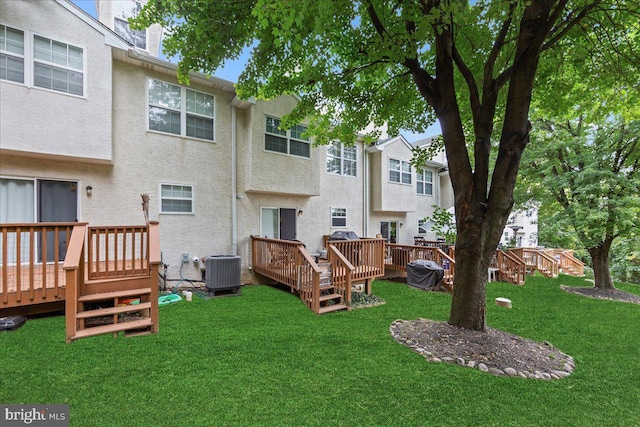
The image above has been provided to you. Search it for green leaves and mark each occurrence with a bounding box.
[519,117,640,252]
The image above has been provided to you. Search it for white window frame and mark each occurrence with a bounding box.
[114,17,147,50]
[330,207,347,228]
[147,78,216,142]
[326,142,357,177]
[0,24,25,84]
[260,207,280,239]
[416,169,433,195]
[389,158,411,184]
[264,116,310,158]
[33,34,84,96]
[159,183,194,214]
[0,26,86,97]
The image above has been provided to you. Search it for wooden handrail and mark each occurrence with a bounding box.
[250,237,325,312]
[560,250,585,276]
[327,238,385,282]
[62,224,88,271]
[537,250,559,277]
[327,245,354,308]
[64,223,87,343]
[495,250,526,285]
[147,221,160,332]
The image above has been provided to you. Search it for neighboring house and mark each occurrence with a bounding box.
[0,0,454,286]
[500,208,539,248]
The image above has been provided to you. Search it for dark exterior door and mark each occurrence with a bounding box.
[280,208,296,241]
[38,180,78,261]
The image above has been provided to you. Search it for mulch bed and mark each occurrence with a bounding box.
[560,286,640,304]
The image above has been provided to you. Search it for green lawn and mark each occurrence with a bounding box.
[1,275,638,426]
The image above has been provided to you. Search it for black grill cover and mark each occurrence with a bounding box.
[406,260,444,290]
[329,231,360,240]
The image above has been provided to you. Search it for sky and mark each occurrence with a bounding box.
[71,0,441,142]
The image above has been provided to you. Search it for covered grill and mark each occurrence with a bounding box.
[406,260,444,291]
[328,230,360,241]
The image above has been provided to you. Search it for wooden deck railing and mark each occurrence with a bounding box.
[326,238,386,283]
[327,245,354,307]
[251,236,325,313]
[493,250,526,284]
[509,248,559,278]
[87,226,150,279]
[64,223,87,340]
[65,222,160,341]
[559,250,585,276]
[384,244,455,289]
[1,222,79,308]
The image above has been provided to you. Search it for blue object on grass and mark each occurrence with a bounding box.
[158,294,182,307]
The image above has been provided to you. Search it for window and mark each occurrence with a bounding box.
[327,142,356,176]
[331,207,347,227]
[0,25,24,83]
[418,219,427,234]
[389,158,411,184]
[417,169,433,195]
[33,35,83,95]
[265,116,310,158]
[380,221,398,243]
[160,184,193,214]
[148,78,215,141]
[114,17,146,49]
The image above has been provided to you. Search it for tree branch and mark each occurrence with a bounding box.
[541,1,602,51]
[451,45,480,115]
[484,1,517,87]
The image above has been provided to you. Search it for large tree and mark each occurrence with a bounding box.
[517,8,640,290]
[520,118,640,289]
[135,0,639,331]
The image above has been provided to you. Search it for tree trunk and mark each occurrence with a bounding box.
[588,237,615,289]
[427,0,552,332]
[448,223,491,331]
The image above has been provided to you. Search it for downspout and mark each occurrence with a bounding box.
[362,143,369,237]
[231,105,238,255]
[436,167,441,207]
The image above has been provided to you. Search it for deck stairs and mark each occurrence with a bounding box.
[315,261,348,314]
[69,276,157,341]
[64,223,161,342]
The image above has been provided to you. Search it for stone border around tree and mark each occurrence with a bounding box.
[390,319,575,380]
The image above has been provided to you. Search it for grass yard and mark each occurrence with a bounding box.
[1,275,639,426]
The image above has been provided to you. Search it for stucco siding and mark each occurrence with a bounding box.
[370,139,417,213]
[241,97,321,196]
[0,0,114,162]
[108,61,236,281]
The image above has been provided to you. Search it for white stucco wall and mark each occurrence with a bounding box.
[370,139,417,213]
[0,0,114,162]
[106,60,236,281]
[240,97,321,196]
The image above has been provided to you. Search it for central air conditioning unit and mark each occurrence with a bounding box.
[205,255,241,296]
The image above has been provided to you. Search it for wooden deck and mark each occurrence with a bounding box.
[1,222,160,342]
[251,236,386,314]
[384,244,455,291]
[1,259,149,309]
